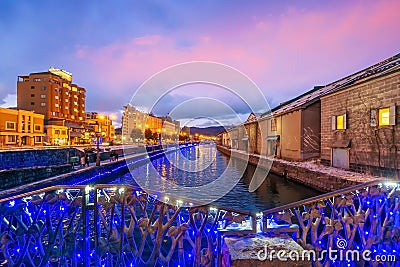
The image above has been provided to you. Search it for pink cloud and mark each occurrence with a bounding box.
[74,0,400,110]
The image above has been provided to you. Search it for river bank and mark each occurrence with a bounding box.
[216,145,380,192]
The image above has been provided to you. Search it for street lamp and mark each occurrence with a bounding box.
[95,132,101,166]
[157,129,161,145]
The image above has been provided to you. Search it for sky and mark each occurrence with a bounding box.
[0,0,399,127]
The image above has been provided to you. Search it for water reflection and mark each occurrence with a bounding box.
[110,145,321,212]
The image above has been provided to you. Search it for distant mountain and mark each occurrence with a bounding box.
[189,126,225,137]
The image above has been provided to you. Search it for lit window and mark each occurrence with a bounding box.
[336,115,344,129]
[372,106,396,127]
[65,106,69,110]
[55,103,59,108]
[379,108,390,126]
[332,114,347,130]
[55,95,59,100]
[41,102,46,107]
[6,121,16,130]
[65,99,69,102]
[41,94,46,99]
[33,78,41,82]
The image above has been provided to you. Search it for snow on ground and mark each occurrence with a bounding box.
[226,148,383,184]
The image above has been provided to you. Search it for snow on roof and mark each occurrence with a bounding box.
[263,53,400,117]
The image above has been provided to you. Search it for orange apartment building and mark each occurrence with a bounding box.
[0,107,44,147]
[17,67,86,144]
[17,67,86,123]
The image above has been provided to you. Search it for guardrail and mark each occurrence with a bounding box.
[0,184,256,266]
[262,179,400,266]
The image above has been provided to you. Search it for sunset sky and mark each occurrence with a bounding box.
[0,1,399,127]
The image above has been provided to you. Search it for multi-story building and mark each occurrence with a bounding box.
[0,107,44,147]
[17,67,86,123]
[121,105,162,144]
[17,67,87,145]
[85,112,115,143]
[172,120,181,134]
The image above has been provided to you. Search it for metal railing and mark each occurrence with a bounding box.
[262,179,400,266]
[0,184,256,267]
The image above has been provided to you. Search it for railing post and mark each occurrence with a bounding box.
[94,187,100,267]
[82,188,90,267]
[217,232,222,267]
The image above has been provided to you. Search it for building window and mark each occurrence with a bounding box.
[62,130,67,135]
[270,118,277,131]
[31,94,35,97]
[33,78,41,82]
[7,135,16,143]
[41,86,46,91]
[55,103,59,108]
[34,124,41,131]
[65,107,69,110]
[41,94,46,99]
[371,106,396,127]
[55,88,60,92]
[55,95,59,100]
[35,136,42,143]
[66,92,69,96]
[55,130,60,135]
[31,102,35,105]
[41,102,46,107]
[31,86,35,89]
[379,108,390,126]
[332,114,347,130]
[65,99,69,103]
[6,121,16,130]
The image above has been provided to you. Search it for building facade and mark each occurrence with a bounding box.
[320,54,400,175]
[17,67,86,123]
[44,125,69,145]
[257,115,278,156]
[121,105,163,144]
[0,108,44,147]
[85,112,115,143]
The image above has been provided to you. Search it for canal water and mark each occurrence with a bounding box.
[107,144,320,213]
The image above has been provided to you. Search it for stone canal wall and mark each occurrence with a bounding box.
[0,148,177,199]
[0,164,73,190]
[217,145,378,192]
[0,148,79,170]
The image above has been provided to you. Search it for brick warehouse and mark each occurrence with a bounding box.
[320,54,400,176]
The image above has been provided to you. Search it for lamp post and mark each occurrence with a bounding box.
[95,132,101,166]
